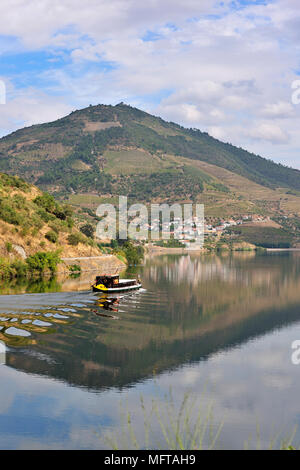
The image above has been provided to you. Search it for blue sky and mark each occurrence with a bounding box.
[0,0,300,168]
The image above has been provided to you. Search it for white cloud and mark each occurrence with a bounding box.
[0,84,72,137]
[0,0,230,48]
[260,101,294,119]
[248,122,290,144]
[0,1,299,166]
[165,82,225,105]
[221,95,252,110]
[208,126,227,141]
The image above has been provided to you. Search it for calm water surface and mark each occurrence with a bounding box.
[1,252,300,449]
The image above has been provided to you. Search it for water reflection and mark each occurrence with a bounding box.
[0,252,299,390]
[0,277,62,296]
[97,296,120,312]
[1,252,300,448]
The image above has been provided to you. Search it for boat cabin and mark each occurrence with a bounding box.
[95,275,120,288]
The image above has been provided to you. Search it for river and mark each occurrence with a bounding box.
[1,251,300,449]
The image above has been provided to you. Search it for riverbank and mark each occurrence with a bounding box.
[58,254,125,274]
[0,251,126,281]
[147,241,257,253]
[266,248,300,252]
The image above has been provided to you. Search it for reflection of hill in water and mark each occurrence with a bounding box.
[5,252,300,391]
[0,271,98,296]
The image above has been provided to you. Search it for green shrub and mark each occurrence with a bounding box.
[0,201,21,225]
[0,257,12,279]
[110,239,118,249]
[0,252,61,279]
[34,193,57,212]
[34,194,73,221]
[124,243,144,265]
[37,208,52,223]
[45,230,58,243]
[26,251,61,274]
[0,174,29,192]
[67,232,84,246]
[0,257,28,279]
[115,240,144,265]
[11,260,28,278]
[12,194,26,209]
[66,217,74,229]
[5,242,12,253]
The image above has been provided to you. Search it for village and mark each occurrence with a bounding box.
[135,214,271,249]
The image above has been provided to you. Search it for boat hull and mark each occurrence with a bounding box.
[92,283,142,293]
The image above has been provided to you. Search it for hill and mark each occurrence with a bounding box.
[0,172,102,260]
[0,103,300,221]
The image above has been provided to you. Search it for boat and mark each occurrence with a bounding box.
[92,274,142,293]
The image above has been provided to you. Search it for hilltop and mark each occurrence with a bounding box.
[0,103,300,224]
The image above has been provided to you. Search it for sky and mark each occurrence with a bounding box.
[0,0,300,168]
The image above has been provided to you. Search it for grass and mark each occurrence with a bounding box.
[67,194,121,209]
[103,149,173,175]
[102,391,299,450]
[140,117,183,137]
[103,391,224,450]
[67,194,104,206]
[71,159,91,171]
